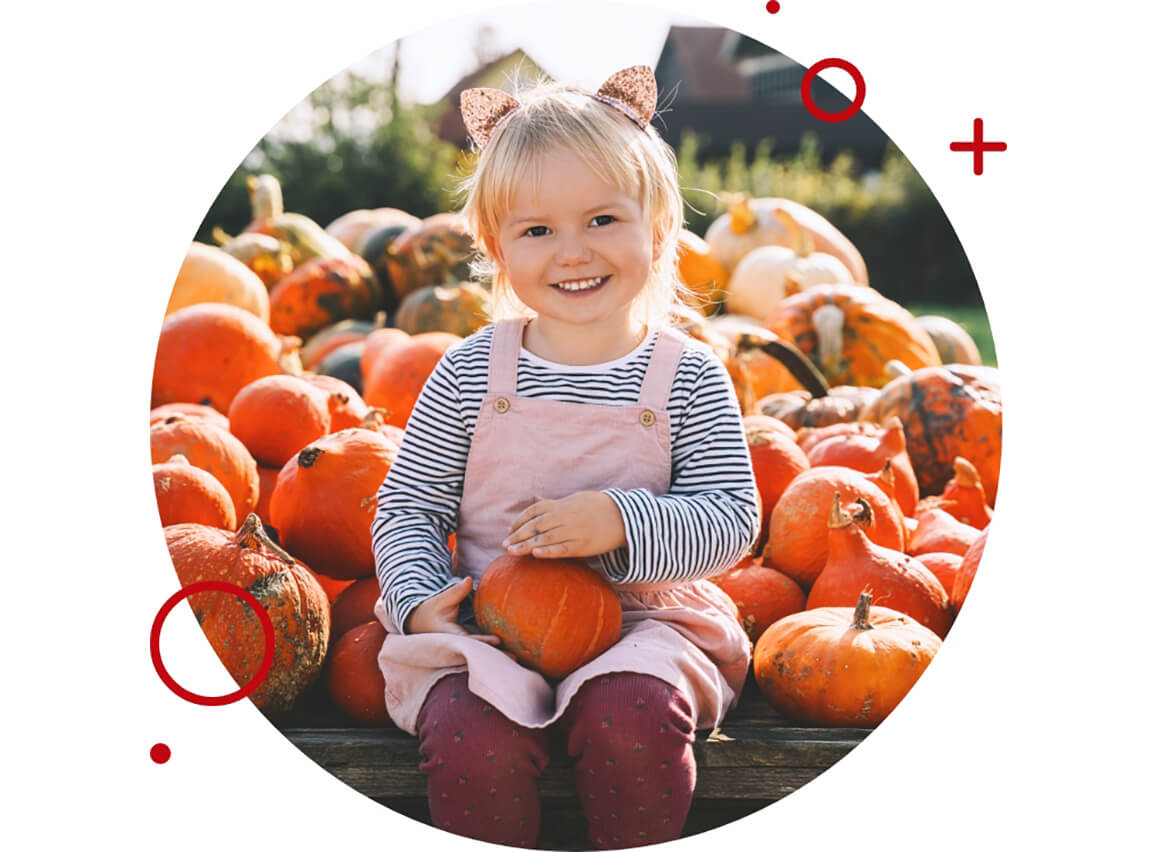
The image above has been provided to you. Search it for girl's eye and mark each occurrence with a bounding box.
[522,215,616,238]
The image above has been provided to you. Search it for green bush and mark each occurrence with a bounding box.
[677,133,983,307]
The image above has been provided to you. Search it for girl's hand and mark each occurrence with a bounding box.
[404,577,499,643]
[503,492,627,559]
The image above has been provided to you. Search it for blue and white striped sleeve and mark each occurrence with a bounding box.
[370,345,472,633]
[599,350,760,584]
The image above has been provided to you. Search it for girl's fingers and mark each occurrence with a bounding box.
[503,514,561,549]
[530,539,580,559]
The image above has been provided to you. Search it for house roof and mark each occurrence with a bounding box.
[656,26,751,102]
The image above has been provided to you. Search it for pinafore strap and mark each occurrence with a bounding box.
[486,318,685,410]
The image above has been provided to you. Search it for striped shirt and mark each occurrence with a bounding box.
[371,323,760,633]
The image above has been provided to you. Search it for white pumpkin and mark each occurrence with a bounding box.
[725,209,854,321]
[704,192,869,283]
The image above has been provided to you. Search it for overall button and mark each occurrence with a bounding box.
[639,409,656,427]
[494,397,511,413]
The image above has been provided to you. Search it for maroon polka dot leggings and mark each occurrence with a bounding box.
[415,671,696,849]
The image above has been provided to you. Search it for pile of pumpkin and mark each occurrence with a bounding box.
[151,174,1000,728]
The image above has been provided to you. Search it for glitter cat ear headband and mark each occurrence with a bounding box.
[460,64,658,149]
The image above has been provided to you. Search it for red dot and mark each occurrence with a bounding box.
[151,743,171,764]
[766,1,781,11]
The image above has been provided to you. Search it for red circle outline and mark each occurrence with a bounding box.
[800,58,866,123]
[150,580,275,706]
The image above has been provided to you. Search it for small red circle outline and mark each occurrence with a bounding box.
[150,580,275,706]
[800,58,866,123]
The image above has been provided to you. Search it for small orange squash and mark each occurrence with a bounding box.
[474,555,622,679]
[710,556,805,642]
[227,375,332,468]
[326,620,392,725]
[153,454,237,530]
[150,415,259,522]
[362,332,462,428]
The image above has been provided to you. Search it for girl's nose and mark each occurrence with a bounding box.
[554,232,592,264]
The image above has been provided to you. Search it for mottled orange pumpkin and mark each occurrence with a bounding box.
[753,592,940,727]
[474,555,622,679]
[394,281,492,338]
[860,364,1001,503]
[765,284,941,388]
[150,415,260,522]
[269,428,398,580]
[153,454,237,530]
[268,254,380,341]
[362,332,462,427]
[152,302,301,412]
[384,212,476,303]
[164,515,330,716]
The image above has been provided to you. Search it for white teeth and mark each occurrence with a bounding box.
[553,276,606,291]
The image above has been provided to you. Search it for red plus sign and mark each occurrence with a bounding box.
[950,118,1007,175]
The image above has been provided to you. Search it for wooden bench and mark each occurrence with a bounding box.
[279,676,870,846]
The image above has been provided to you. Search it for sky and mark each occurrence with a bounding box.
[348,1,715,105]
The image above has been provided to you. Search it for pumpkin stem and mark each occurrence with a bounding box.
[884,359,912,380]
[827,492,873,530]
[852,592,874,630]
[211,226,234,246]
[724,192,756,235]
[812,304,845,379]
[773,208,814,258]
[298,446,324,468]
[734,332,830,399]
[234,513,295,564]
[247,173,285,224]
[953,456,981,488]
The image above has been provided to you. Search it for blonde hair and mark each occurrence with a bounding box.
[452,74,693,328]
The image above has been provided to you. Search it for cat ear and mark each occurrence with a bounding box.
[460,87,522,148]
[594,65,657,128]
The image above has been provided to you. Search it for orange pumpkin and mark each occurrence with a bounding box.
[744,416,810,551]
[861,364,1001,503]
[254,464,280,532]
[150,415,259,522]
[383,212,476,304]
[299,373,370,432]
[153,454,237,530]
[915,456,993,530]
[149,403,230,432]
[675,228,729,314]
[474,555,622,679]
[164,515,330,715]
[710,557,805,642]
[152,302,301,412]
[764,466,905,589]
[951,527,987,612]
[805,417,920,517]
[912,552,963,601]
[300,318,383,371]
[166,242,270,322]
[753,592,940,727]
[269,428,398,580]
[362,332,462,428]
[330,575,382,641]
[326,620,392,725]
[325,207,418,252]
[227,375,332,468]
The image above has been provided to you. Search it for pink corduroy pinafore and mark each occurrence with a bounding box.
[373,317,751,735]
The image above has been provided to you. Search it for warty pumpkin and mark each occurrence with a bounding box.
[393,281,492,338]
[474,555,622,679]
[268,254,381,341]
[753,591,941,727]
[164,514,330,716]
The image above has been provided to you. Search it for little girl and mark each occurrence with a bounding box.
[371,65,759,850]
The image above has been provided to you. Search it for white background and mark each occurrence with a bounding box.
[3,0,1154,848]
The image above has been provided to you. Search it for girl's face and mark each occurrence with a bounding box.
[488,146,659,347]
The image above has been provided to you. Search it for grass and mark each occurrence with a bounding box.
[904,303,998,367]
